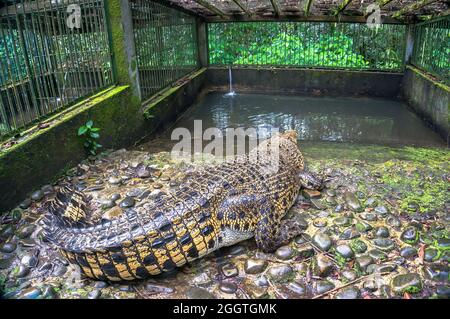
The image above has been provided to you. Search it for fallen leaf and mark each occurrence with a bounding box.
[403,292,412,299]
[418,244,426,264]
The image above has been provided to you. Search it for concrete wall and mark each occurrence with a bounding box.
[0,86,142,212]
[402,66,450,142]
[0,69,207,212]
[206,67,403,98]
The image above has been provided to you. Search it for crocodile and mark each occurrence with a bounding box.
[42,131,322,281]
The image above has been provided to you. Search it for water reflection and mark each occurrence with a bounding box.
[172,93,444,147]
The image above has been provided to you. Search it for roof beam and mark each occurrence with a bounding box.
[269,0,281,16]
[376,0,396,7]
[192,0,228,18]
[417,8,450,21]
[205,14,402,24]
[390,0,440,19]
[333,0,353,15]
[231,0,252,16]
[304,0,314,16]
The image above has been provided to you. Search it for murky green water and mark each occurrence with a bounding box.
[138,92,446,161]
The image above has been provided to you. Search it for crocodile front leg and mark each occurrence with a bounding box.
[255,214,304,253]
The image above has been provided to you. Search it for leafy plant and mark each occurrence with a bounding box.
[78,120,102,155]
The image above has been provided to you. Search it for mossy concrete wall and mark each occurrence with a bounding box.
[0,86,147,212]
[0,67,207,212]
[206,67,403,98]
[402,66,450,142]
[142,68,207,136]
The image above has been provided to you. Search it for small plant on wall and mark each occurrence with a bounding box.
[78,120,102,155]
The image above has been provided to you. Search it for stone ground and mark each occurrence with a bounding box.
[0,143,449,299]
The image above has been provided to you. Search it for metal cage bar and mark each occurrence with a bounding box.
[0,0,113,138]
[130,0,199,101]
[411,15,449,85]
[207,21,407,72]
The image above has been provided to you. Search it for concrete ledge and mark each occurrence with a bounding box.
[0,86,145,212]
[206,67,403,98]
[142,68,207,135]
[402,66,450,142]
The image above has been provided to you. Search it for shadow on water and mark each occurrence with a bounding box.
[136,92,447,162]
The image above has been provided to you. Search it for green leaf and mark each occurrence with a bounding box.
[78,126,88,136]
[90,127,101,132]
[86,120,93,128]
[90,132,100,139]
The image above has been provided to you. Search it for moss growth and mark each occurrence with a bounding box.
[406,65,450,93]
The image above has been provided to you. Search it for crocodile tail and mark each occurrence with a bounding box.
[48,185,89,226]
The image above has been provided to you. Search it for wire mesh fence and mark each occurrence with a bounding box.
[412,16,450,85]
[0,0,113,138]
[130,0,199,101]
[208,21,407,72]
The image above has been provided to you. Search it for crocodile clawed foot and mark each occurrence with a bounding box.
[277,220,305,247]
[299,170,324,190]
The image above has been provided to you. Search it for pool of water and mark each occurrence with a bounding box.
[137,92,446,160]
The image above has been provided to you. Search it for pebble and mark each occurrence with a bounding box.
[386,215,402,228]
[41,285,57,299]
[400,247,418,260]
[336,244,354,259]
[368,249,387,261]
[31,190,44,201]
[144,283,175,294]
[310,198,326,210]
[220,263,238,278]
[267,265,293,282]
[101,199,116,209]
[424,248,439,262]
[19,198,32,209]
[436,285,450,297]
[21,249,40,268]
[391,273,422,294]
[335,287,359,299]
[342,270,357,281]
[119,196,135,208]
[400,227,418,244]
[339,227,360,240]
[0,242,17,253]
[355,221,372,233]
[424,264,449,282]
[314,254,334,277]
[17,287,42,299]
[374,205,389,216]
[52,265,68,277]
[108,177,121,185]
[373,238,395,251]
[344,192,361,211]
[88,289,102,299]
[313,218,327,228]
[356,255,374,272]
[316,280,335,294]
[334,217,352,227]
[110,193,121,201]
[0,253,15,269]
[350,239,367,253]
[287,282,306,296]
[17,224,36,238]
[312,232,332,251]
[244,259,268,275]
[375,226,390,238]
[186,287,215,299]
[296,244,315,259]
[15,264,30,278]
[275,246,294,260]
[219,282,238,294]
[365,197,377,207]
[360,213,377,221]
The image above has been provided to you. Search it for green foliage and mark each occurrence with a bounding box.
[208,22,406,71]
[78,120,102,156]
